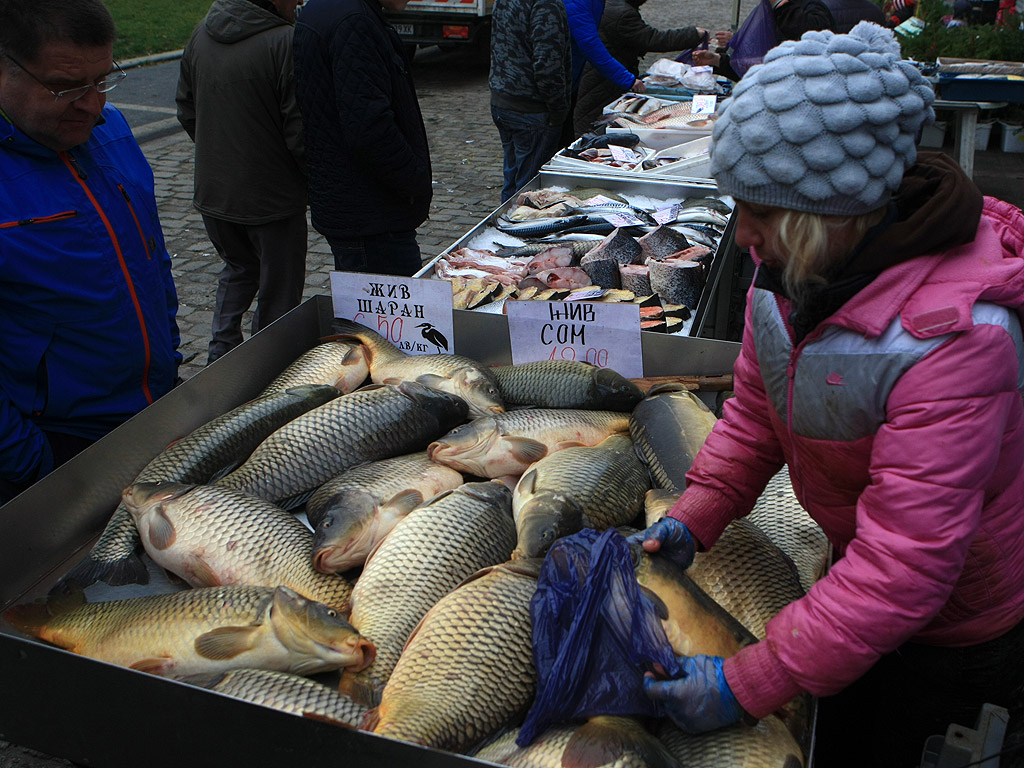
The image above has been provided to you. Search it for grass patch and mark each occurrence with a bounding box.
[104,0,211,60]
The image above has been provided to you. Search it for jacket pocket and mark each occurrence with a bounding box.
[0,210,78,229]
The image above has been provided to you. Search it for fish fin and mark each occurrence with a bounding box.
[504,437,549,466]
[206,460,245,484]
[517,467,539,495]
[383,489,425,516]
[145,508,177,551]
[1,595,75,638]
[414,373,451,389]
[130,657,173,675]
[552,440,588,451]
[55,549,151,591]
[177,671,229,689]
[186,556,223,588]
[359,706,381,733]
[194,626,260,660]
[563,716,679,768]
[638,584,670,620]
[339,670,383,708]
[301,711,357,729]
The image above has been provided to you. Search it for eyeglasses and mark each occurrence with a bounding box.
[3,53,127,103]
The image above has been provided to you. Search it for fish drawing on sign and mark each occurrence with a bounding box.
[417,323,449,353]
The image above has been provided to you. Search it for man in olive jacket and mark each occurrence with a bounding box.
[177,0,308,364]
[293,0,432,276]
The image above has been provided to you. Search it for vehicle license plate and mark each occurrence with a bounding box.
[395,23,415,35]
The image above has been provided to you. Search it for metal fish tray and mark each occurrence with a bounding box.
[415,171,740,340]
[0,294,750,768]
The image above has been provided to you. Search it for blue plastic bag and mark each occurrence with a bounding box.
[729,0,779,78]
[516,528,683,747]
[674,29,710,66]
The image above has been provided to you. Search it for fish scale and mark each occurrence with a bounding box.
[347,481,517,694]
[629,386,718,491]
[371,561,539,753]
[656,716,805,768]
[124,482,354,613]
[183,668,369,727]
[491,360,643,412]
[215,383,467,510]
[56,384,344,591]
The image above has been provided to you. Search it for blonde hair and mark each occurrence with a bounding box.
[775,207,887,301]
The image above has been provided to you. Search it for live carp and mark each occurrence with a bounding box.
[4,585,374,679]
[491,360,643,412]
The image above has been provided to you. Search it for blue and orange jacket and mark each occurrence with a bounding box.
[0,105,180,487]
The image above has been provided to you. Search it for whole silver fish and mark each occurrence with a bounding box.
[475,716,681,768]
[512,435,651,558]
[343,481,517,699]
[369,559,540,753]
[306,452,465,574]
[332,318,504,419]
[123,481,354,613]
[56,384,343,591]
[496,241,598,260]
[428,408,631,479]
[215,382,468,510]
[180,667,369,727]
[3,585,374,679]
[656,716,804,768]
[258,340,370,396]
[496,214,593,238]
[492,360,644,412]
[629,385,718,491]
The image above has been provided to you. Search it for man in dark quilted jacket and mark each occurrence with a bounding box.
[294,0,432,275]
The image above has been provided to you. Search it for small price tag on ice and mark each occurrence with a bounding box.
[602,211,647,227]
[692,65,713,75]
[584,194,619,206]
[653,203,683,225]
[692,94,717,116]
[609,144,640,164]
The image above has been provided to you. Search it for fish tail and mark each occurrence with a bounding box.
[53,548,150,592]
[358,706,381,732]
[4,590,85,637]
[338,669,382,708]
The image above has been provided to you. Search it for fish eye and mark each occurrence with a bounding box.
[321,520,332,529]
[326,608,338,618]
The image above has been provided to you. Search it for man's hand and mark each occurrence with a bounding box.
[626,517,696,571]
[714,29,734,47]
[631,78,647,94]
[692,50,721,67]
[643,655,746,734]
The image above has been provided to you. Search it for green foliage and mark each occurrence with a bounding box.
[896,0,1024,62]
[103,0,211,60]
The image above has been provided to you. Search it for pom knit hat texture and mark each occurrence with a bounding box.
[710,22,936,216]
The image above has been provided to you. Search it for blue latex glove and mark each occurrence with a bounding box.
[626,517,696,571]
[643,654,744,734]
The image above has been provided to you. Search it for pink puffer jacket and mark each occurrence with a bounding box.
[669,197,1024,718]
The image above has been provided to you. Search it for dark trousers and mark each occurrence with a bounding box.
[203,211,308,363]
[813,615,1024,768]
[491,105,564,203]
[326,229,423,276]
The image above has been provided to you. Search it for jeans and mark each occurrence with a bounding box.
[326,230,423,276]
[491,106,564,203]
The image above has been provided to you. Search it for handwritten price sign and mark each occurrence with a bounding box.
[506,300,644,377]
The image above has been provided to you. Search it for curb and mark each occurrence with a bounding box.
[120,50,184,69]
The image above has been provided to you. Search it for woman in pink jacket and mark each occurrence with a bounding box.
[634,21,1024,766]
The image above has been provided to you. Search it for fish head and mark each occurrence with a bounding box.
[458,480,514,510]
[311,489,382,574]
[427,418,501,475]
[449,368,505,420]
[335,343,371,393]
[280,383,346,406]
[591,368,644,411]
[396,380,471,430]
[513,490,585,559]
[269,587,376,674]
[121,481,195,519]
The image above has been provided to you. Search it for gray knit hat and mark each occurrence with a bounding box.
[710,22,935,216]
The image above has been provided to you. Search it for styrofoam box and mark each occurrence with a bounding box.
[1000,122,1024,153]
[976,120,994,152]
[607,124,714,151]
[919,121,947,148]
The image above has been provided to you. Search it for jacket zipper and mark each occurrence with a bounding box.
[119,185,153,260]
[776,293,802,484]
[0,210,78,229]
[61,151,155,405]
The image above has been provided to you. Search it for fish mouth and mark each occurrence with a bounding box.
[349,638,376,672]
[487,405,505,414]
[313,545,357,574]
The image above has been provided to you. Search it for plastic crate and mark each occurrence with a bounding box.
[999,122,1024,153]
[938,73,1024,104]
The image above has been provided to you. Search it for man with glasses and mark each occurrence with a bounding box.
[0,0,181,504]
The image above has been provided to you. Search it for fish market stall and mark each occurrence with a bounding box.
[415,171,743,341]
[0,295,827,768]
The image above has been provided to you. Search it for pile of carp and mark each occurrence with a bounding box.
[431,186,732,329]
[4,318,829,768]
